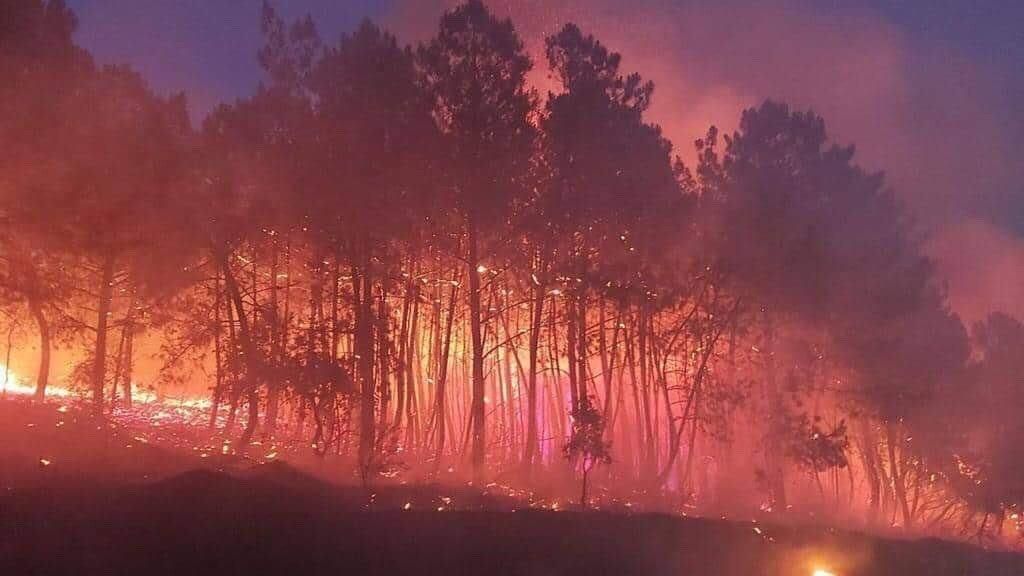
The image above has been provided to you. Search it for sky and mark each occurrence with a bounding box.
[64,0,1024,324]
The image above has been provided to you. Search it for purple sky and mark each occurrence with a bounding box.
[64,0,1024,322]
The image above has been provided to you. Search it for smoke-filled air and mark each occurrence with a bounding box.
[2,1,1023,574]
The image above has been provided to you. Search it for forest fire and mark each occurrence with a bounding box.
[2,0,1024,574]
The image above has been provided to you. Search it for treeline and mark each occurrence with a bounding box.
[2,1,1022,537]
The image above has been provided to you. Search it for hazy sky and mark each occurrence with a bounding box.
[64,0,1024,322]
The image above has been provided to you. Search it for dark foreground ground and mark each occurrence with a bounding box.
[1,400,1022,575]
[3,468,1024,576]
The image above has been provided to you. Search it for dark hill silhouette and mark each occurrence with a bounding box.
[3,463,1022,575]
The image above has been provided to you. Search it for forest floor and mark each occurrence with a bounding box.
[1,397,1022,575]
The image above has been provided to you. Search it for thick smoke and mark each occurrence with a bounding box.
[380,0,1023,324]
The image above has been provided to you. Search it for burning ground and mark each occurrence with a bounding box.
[2,397,1022,575]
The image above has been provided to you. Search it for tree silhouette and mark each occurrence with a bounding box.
[419,0,536,478]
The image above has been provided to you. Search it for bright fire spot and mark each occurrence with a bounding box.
[39,459,51,467]
[813,569,836,576]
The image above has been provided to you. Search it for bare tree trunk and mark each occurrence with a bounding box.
[377,284,391,436]
[566,294,579,412]
[466,223,487,478]
[29,298,50,401]
[433,281,457,466]
[218,253,259,448]
[763,313,787,511]
[122,325,134,408]
[638,306,655,475]
[581,464,590,509]
[395,265,413,433]
[887,422,912,528]
[523,279,544,471]
[263,238,282,440]
[91,254,115,417]
[859,419,882,524]
[209,270,224,429]
[110,314,128,408]
[356,260,376,478]
[3,324,14,397]
[406,279,421,449]
[576,286,588,405]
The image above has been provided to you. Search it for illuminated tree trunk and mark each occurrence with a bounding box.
[500,308,516,458]
[237,250,261,449]
[395,266,413,434]
[28,297,50,401]
[3,325,13,396]
[377,285,391,435]
[576,286,588,406]
[566,294,581,418]
[599,301,615,421]
[263,238,282,440]
[886,422,912,528]
[355,261,376,477]
[405,279,421,449]
[638,306,655,475]
[433,281,457,466]
[91,254,115,417]
[467,223,486,478]
[110,318,127,407]
[209,269,224,429]
[219,254,259,448]
[122,324,134,408]
[238,386,260,448]
[858,419,882,523]
[523,279,544,471]
[625,321,644,473]
[224,288,239,436]
[548,295,567,447]
[763,314,787,511]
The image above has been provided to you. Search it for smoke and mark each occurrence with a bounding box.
[381,0,1023,322]
[929,218,1024,326]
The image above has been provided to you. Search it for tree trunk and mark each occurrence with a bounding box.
[91,254,116,417]
[3,325,13,396]
[29,298,50,401]
[859,419,882,523]
[467,223,486,478]
[210,270,224,429]
[377,285,391,435]
[763,313,787,511]
[110,316,128,407]
[576,287,588,405]
[433,281,458,466]
[406,280,421,449]
[263,239,281,440]
[122,326,134,408]
[356,261,376,478]
[523,279,544,471]
[218,253,259,448]
[581,465,590,509]
[887,422,912,528]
